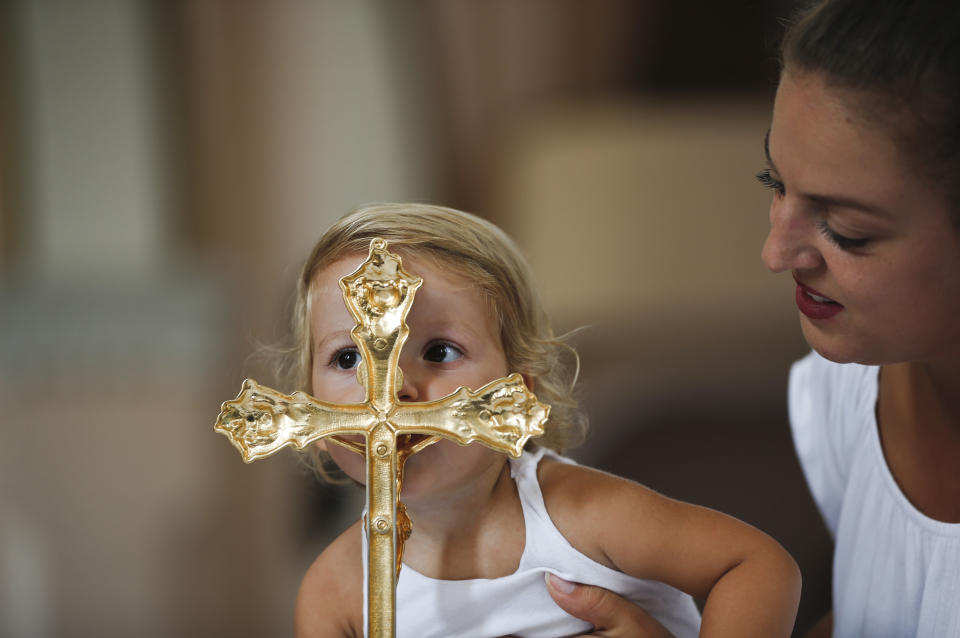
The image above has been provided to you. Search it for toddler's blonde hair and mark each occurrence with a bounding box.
[280,203,587,474]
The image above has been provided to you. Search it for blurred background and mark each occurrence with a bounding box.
[0,1,830,636]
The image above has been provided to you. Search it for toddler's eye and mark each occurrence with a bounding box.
[423,342,463,363]
[331,348,361,370]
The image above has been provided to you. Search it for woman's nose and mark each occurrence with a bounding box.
[760,198,822,273]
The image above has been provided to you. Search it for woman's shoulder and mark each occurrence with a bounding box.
[295,520,364,638]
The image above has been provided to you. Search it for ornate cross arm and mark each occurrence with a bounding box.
[216,379,375,463]
[214,238,550,638]
[390,373,547,457]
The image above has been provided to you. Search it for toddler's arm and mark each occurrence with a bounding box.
[540,462,801,637]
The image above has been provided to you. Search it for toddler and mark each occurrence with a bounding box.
[291,203,800,638]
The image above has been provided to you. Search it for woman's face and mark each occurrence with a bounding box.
[761,71,960,366]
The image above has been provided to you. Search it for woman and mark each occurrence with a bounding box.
[548,0,960,635]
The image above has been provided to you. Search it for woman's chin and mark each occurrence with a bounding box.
[801,321,861,364]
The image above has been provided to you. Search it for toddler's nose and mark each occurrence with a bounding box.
[396,367,420,402]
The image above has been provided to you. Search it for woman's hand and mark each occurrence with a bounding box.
[544,574,676,638]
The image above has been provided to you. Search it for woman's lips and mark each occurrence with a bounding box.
[794,279,844,320]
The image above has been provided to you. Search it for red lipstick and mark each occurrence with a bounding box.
[794,278,843,320]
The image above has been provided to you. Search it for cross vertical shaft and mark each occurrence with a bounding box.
[367,423,399,637]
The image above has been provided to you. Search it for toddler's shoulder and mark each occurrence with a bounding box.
[537,458,666,568]
[295,520,364,638]
[538,456,664,512]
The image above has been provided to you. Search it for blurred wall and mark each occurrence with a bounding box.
[0,2,828,637]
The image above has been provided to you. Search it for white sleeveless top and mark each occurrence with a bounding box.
[362,447,701,638]
[790,352,960,637]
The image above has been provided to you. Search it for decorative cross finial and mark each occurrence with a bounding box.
[214,238,550,638]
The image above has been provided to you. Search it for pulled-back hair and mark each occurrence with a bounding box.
[780,0,960,219]
[280,203,587,475]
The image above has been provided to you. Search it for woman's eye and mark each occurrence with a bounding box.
[755,168,785,196]
[423,342,463,363]
[331,348,361,370]
[816,220,870,251]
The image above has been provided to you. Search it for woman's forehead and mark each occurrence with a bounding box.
[772,73,924,217]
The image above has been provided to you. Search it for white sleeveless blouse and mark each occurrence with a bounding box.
[790,351,960,637]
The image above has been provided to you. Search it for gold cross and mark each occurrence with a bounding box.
[214,238,550,638]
